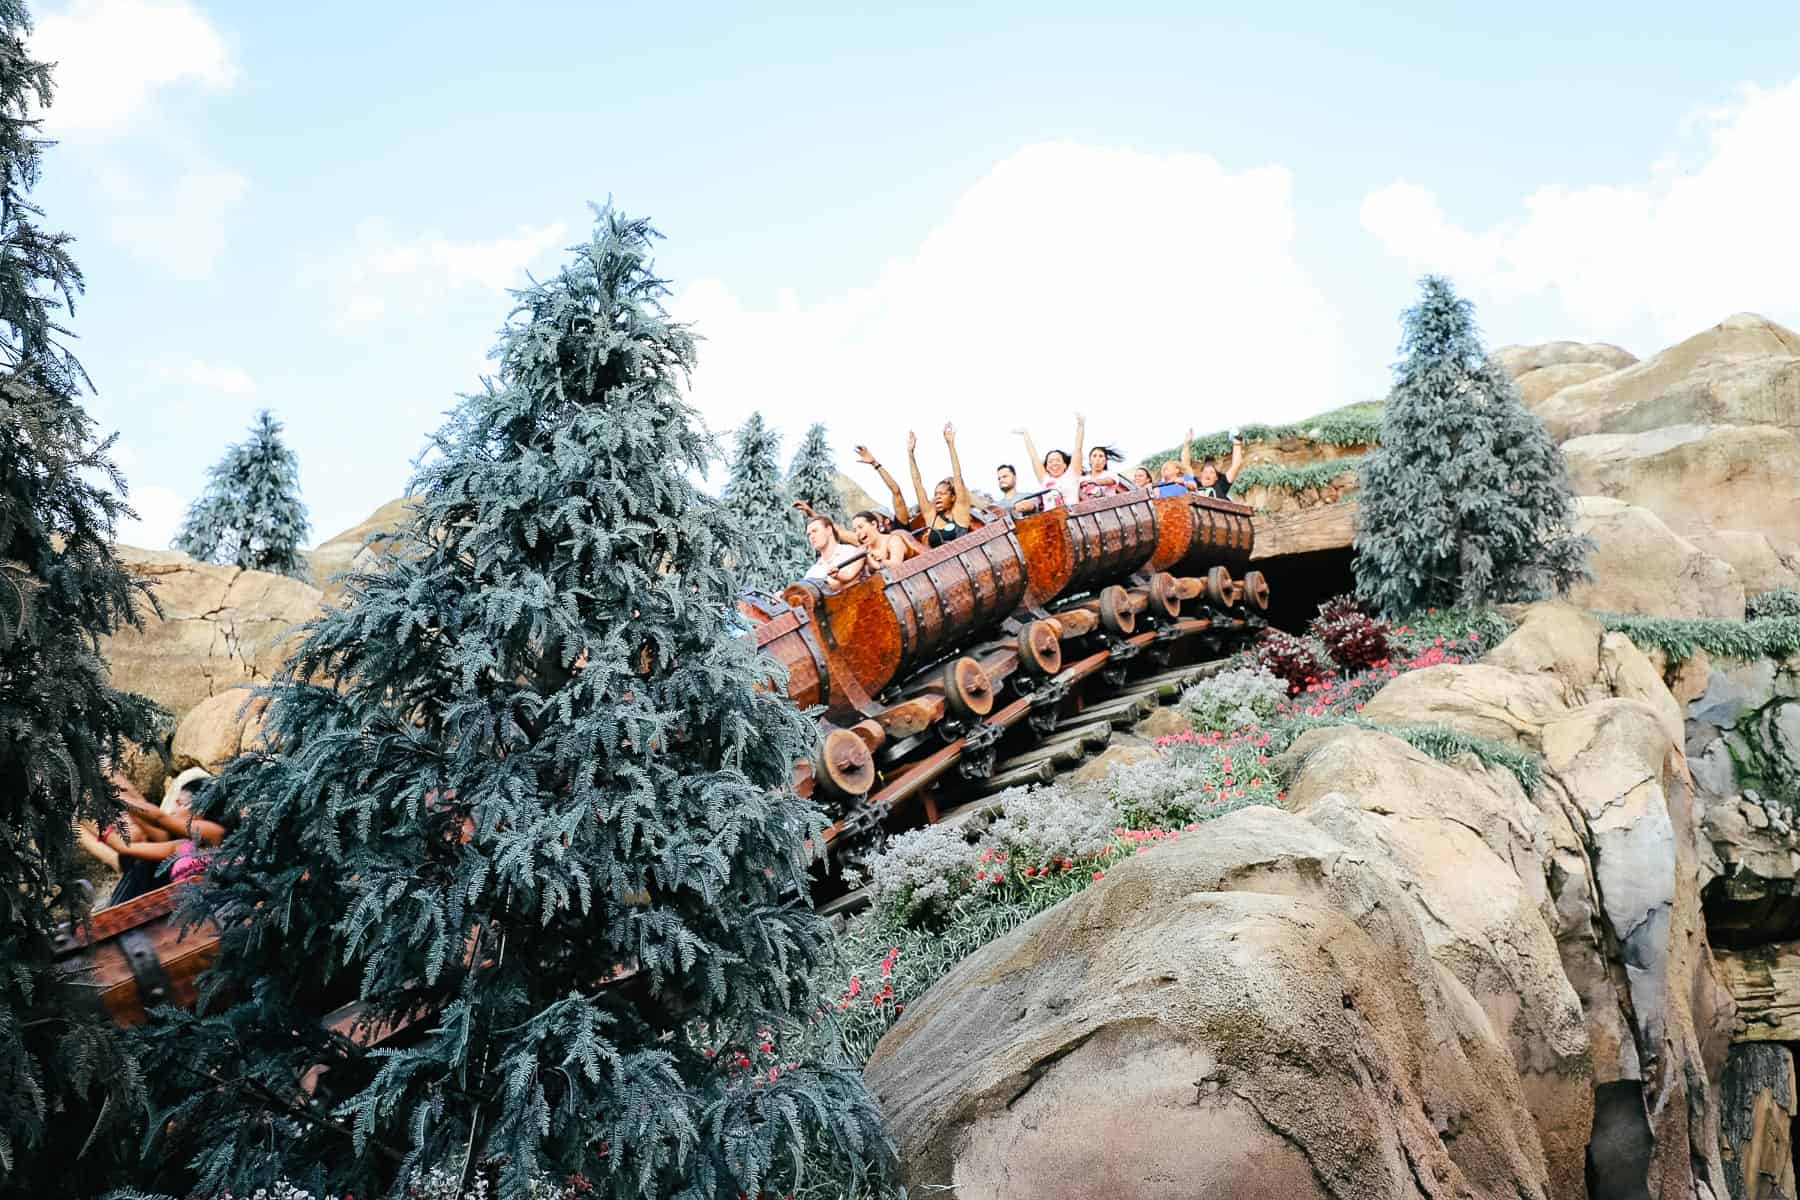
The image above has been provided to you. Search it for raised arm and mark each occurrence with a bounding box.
[1225,434,1244,483]
[792,500,855,545]
[1180,427,1196,479]
[1013,428,1048,484]
[104,828,186,861]
[77,820,119,871]
[121,791,226,845]
[942,423,973,526]
[853,445,911,526]
[905,431,932,530]
[1072,414,1086,478]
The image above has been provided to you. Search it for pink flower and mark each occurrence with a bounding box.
[1093,870,1106,881]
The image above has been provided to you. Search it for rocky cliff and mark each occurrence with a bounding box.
[865,603,1739,1198]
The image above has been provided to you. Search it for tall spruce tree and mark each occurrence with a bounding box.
[722,410,808,593]
[173,409,311,578]
[785,421,839,558]
[136,208,892,1200]
[1354,276,1590,615]
[0,1,162,1189]
[785,422,838,515]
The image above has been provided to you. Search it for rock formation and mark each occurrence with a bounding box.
[103,545,325,721]
[865,603,1735,1199]
[1504,314,1800,598]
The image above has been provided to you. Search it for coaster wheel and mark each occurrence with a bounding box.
[1148,572,1181,619]
[1242,569,1271,612]
[943,656,996,722]
[1098,585,1136,637]
[1018,619,1063,677]
[1205,566,1237,609]
[814,727,875,799]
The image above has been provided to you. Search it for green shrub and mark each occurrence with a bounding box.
[1228,455,1363,499]
[1600,614,1800,662]
[1143,403,1385,466]
[1748,589,1800,621]
[1178,666,1287,732]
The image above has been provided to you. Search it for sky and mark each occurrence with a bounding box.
[26,0,1800,548]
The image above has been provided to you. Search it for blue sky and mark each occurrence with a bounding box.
[30,0,1800,547]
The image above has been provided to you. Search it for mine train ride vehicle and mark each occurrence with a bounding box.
[54,488,1269,1031]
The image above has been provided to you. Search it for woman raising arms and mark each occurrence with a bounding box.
[1014,413,1085,509]
[851,444,912,527]
[908,423,977,547]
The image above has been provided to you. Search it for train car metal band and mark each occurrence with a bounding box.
[881,518,1027,675]
[1062,490,1160,597]
[1154,493,1255,576]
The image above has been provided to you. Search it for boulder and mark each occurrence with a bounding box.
[865,806,1555,1200]
[1563,423,1800,560]
[1514,361,1620,410]
[1539,700,1733,1197]
[868,602,1733,1199]
[1531,313,1800,442]
[307,495,418,602]
[1689,529,1800,599]
[1356,663,1568,749]
[103,547,324,722]
[1493,340,1639,380]
[170,686,270,772]
[1563,496,1745,620]
[116,735,171,804]
[1479,600,1607,706]
[1285,733,1593,1192]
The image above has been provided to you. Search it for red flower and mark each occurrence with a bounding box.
[1093,870,1106,881]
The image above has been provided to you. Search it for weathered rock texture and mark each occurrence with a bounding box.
[1719,1044,1796,1200]
[104,546,325,721]
[1527,315,1800,443]
[1566,496,1746,620]
[1493,340,1638,413]
[865,602,1734,1199]
[170,686,271,772]
[1497,315,1800,603]
[306,495,418,602]
[1563,424,1800,569]
[1250,499,1357,561]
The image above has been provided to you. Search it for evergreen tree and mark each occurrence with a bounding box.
[1354,276,1590,615]
[785,422,838,516]
[137,208,892,1200]
[173,409,311,578]
[723,410,808,592]
[784,421,839,560]
[0,1,162,1188]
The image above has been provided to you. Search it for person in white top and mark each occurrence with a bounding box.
[1013,414,1086,510]
[801,515,866,587]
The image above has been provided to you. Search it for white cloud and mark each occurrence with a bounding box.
[1361,77,1800,340]
[674,142,1344,492]
[325,219,570,332]
[150,355,257,399]
[87,161,249,278]
[116,482,186,549]
[35,0,237,137]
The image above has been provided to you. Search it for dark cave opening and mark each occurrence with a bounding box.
[1254,546,1359,634]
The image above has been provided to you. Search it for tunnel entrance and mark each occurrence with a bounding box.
[1253,545,1358,634]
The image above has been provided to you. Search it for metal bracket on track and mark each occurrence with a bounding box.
[957,723,1004,782]
[1027,677,1069,737]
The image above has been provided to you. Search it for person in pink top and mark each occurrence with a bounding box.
[101,768,226,887]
